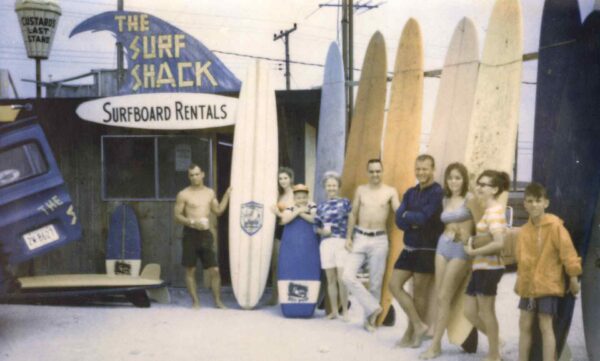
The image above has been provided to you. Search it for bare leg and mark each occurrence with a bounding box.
[208,267,226,309]
[519,310,534,361]
[268,239,280,305]
[337,266,349,321]
[539,313,556,361]
[325,268,339,319]
[413,272,434,348]
[421,257,469,359]
[478,295,501,361]
[390,269,428,348]
[185,266,200,309]
[464,294,487,335]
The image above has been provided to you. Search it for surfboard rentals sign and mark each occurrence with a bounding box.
[70,11,241,94]
[76,93,236,130]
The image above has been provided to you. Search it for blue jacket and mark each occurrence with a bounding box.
[395,182,444,250]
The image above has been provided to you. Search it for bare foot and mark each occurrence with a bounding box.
[326,312,338,320]
[419,346,441,359]
[411,323,429,348]
[215,300,228,309]
[395,329,414,348]
[191,301,201,309]
[364,320,376,332]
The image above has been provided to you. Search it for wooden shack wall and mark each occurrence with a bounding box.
[2,90,320,287]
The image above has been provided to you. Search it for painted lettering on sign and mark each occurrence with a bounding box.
[37,195,64,216]
[70,11,241,94]
[77,93,237,130]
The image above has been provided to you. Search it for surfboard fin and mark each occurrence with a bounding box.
[140,264,170,304]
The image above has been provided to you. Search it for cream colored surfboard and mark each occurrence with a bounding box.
[425,17,480,346]
[377,18,423,326]
[463,0,522,199]
[229,60,279,309]
[340,31,387,199]
[427,18,480,183]
[452,0,523,345]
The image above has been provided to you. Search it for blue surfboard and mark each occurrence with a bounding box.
[106,204,142,276]
[534,8,600,361]
[278,217,321,318]
[582,193,600,361]
[530,2,582,360]
[314,42,346,204]
[532,0,581,188]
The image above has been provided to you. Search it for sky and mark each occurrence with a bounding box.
[0,0,597,181]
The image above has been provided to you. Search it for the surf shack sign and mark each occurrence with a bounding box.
[71,11,241,130]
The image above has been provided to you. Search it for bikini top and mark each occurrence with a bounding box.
[440,198,472,224]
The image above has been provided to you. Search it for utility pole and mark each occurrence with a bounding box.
[116,0,124,91]
[273,23,298,90]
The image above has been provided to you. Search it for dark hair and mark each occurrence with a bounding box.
[366,158,383,170]
[477,170,510,197]
[443,162,469,197]
[416,154,435,169]
[278,167,295,195]
[188,163,201,171]
[524,182,548,200]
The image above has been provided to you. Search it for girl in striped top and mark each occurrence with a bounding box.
[463,169,510,361]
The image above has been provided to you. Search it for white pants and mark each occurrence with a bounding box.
[342,232,388,317]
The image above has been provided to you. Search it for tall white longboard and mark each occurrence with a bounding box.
[229,60,279,309]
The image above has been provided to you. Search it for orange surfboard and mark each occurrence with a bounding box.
[340,32,387,199]
[377,18,424,326]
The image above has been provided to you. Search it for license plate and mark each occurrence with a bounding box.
[23,224,60,250]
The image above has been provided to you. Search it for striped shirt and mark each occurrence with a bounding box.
[314,197,352,239]
[473,204,506,270]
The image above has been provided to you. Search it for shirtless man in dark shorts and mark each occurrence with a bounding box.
[174,164,231,309]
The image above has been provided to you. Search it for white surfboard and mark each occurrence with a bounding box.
[228,60,279,309]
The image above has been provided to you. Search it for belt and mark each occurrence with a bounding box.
[354,228,386,237]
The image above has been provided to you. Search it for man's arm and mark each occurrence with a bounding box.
[401,186,444,226]
[174,192,191,226]
[395,191,410,231]
[345,188,360,251]
[390,186,400,212]
[211,187,232,216]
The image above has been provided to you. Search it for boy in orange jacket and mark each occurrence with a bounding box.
[515,182,582,361]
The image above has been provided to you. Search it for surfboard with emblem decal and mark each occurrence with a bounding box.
[228,60,278,309]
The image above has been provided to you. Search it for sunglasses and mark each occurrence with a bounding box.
[476,181,494,188]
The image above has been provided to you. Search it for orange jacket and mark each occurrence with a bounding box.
[514,214,582,298]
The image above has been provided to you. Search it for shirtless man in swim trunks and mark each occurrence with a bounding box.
[174,164,231,309]
[342,159,400,332]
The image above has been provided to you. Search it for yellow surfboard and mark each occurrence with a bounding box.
[377,18,424,326]
[340,31,387,199]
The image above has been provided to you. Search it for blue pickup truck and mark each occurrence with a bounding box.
[0,118,82,293]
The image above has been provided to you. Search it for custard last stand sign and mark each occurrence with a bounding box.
[72,11,241,130]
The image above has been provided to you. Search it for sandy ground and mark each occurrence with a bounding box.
[0,273,588,361]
